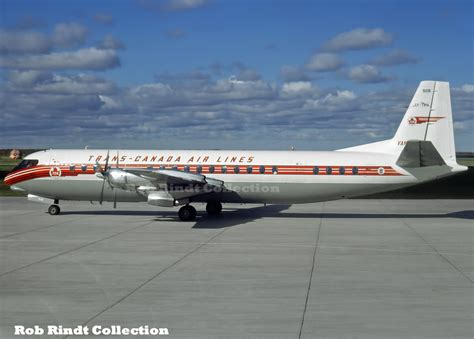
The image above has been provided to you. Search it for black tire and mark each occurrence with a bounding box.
[48,205,60,215]
[178,205,197,221]
[206,201,222,216]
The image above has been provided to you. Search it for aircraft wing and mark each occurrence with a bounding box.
[122,168,224,189]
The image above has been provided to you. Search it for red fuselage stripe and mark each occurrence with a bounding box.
[4,163,404,185]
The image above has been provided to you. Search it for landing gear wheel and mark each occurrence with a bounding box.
[48,204,60,215]
[178,205,197,221]
[206,201,222,216]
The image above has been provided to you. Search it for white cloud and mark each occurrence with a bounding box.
[454,121,467,130]
[280,65,310,82]
[99,95,121,109]
[0,47,120,70]
[0,22,88,55]
[282,81,312,93]
[235,69,261,81]
[460,84,474,93]
[0,30,50,54]
[306,53,344,72]
[32,74,116,95]
[131,83,173,98]
[322,28,392,52]
[2,68,470,151]
[7,71,117,95]
[348,64,391,83]
[370,49,419,66]
[162,0,208,11]
[7,70,53,87]
[97,35,125,50]
[304,90,357,111]
[52,22,88,48]
[138,0,208,12]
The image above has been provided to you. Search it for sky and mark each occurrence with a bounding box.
[0,0,473,151]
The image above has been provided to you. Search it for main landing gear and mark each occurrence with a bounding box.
[177,201,222,221]
[206,201,222,216]
[48,200,60,215]
[178,205,197,221]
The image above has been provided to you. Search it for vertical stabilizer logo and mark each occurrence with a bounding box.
[408,116,445,125]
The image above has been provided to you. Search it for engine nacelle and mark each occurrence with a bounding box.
[147,191,175,207]
[107,169,149,189]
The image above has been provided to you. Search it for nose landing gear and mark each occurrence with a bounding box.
[48,204,60,215]
[48,199,60,215]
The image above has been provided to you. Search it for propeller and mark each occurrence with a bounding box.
[96,150,110,205]
[113,150,119,208]
[95,150,120,209]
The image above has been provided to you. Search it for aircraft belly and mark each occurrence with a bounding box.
[14,174,415,204]
[16,178,144,202]
[218,181,410,203]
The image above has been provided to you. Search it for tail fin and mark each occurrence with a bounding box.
[394,81,456,164]
[339,81,460,168]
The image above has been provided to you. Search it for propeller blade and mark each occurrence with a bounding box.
[98,150,110,204]
[99,178,106,205]
[116,150,119,168]
[113,190,117,209]
[104,149,110,172]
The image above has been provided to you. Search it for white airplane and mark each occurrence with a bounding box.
[4,81,467,221]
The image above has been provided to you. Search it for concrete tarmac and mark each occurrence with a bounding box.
[0,197,473,338]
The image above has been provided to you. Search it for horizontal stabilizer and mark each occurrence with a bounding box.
[396,141,445,168]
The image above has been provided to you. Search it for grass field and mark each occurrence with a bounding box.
[0,155,29,196]
[458,158,474,166]
[0,155,20,171]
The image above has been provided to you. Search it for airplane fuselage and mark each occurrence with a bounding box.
[5,149,427,204]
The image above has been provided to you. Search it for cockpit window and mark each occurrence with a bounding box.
[12,159,38,172]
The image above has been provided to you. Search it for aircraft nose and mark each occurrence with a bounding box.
[3,173,13,186]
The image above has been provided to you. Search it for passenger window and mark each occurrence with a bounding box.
[209,165,215,173]
[313,166,319,175]
[172,165,177,170]
[339,167,345,175]
[326,166,332,175]
[184,165,190,172]
[272,166,278,174]
[69,165,75,171]
[147,166,153,170]
[259,165,265,174]
[247,166,252,174]
[197,165,202,173]
[81,164,87,172]
[159,165,165,170]
[221,166,227,173]
[352,167,358,175]
[234,166,240,174]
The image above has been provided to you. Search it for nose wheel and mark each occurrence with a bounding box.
[48,204,61,215]
[178,205,197,221]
